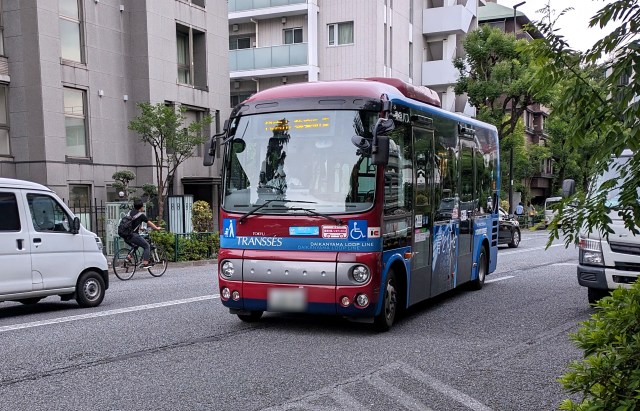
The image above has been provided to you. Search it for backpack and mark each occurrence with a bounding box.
[117,211,143,238]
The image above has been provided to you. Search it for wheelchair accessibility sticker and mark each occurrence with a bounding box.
[348,220,368,240]
[222,219,237,238]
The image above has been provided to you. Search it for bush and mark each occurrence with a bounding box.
[559,281,640,410]
[192,200,213,232]
[149,231,220,262]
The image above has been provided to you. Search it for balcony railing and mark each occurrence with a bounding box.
[230,43,308,72]
[229,0,306,13]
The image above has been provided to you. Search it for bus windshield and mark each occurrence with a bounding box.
[223,110,379,214]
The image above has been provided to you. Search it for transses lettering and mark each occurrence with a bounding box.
[236,237,283,247]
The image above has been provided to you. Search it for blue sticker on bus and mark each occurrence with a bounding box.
[348,220,368,241]
[223,219,236,238]
[289,226,320,236]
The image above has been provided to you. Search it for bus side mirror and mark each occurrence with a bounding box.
[371,117,394,166]
[372,135,389,166]
[562,179,575,197]
[203,137,216,166]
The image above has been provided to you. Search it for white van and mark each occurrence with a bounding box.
[0,178,108,307]
[574,149,640,304]
[544,196,562,227]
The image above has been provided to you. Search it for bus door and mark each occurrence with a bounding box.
[457,138,475,283]
[409,126,434,304]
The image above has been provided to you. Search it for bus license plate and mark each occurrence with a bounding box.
[268,288,307,312]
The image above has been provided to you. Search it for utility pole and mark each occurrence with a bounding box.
[509,1,526,214]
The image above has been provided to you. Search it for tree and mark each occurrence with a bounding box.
[530,0,640,246]
[128,103,211,221]
[454,25,553,207]
[111,170,137,201]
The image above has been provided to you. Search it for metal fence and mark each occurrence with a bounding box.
[64,198,107,246]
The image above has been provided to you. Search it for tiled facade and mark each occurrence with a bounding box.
[0,0,230,209]
[228,0,486,116]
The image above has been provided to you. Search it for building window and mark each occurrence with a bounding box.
[328,22,354,46]
[183,107,208,157]
[69,184,91,208]
[524,111,533,130]
[283,28,303,44]
[0,0,5,56]
[409,0,413,23]
[389,27,393,69]
[176,24,207,89]
[230,92,253,108]
[64,88,88,157]
[59,0,83,63]
[409,42,413,78]
[229,36,251,50]
[180,0,205,7]
[0,84,8,156]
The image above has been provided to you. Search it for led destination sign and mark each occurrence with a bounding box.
[264,117,331,132]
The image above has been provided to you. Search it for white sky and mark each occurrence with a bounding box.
[496,0,616,52]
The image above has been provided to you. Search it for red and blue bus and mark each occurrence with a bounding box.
[204,78,500,330]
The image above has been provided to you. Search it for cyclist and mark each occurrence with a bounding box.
[124,199,162,269]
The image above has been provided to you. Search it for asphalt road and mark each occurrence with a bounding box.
[0,230,590,411]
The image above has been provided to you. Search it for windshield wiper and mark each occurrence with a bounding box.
[286,207,344,225]
[238,199,316,224]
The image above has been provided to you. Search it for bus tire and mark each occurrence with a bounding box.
[470,246,488,291]
[237,311,263,322]
[374,270,397,332]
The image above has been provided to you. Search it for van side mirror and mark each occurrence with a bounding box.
[562,179,576,197]
[71,217,81,234]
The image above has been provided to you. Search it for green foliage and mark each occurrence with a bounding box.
[559,282,640,410]
[112,170,137,200]
[454,25,552,141]
[192,200,213,232]
[128,102,212,221]
[500,199,510,212]
[149,230,219,262]
[530,1,640,247]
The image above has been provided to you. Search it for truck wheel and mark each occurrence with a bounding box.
[588,288,609,305]
[374,270,397,332]
[76,271,106,308]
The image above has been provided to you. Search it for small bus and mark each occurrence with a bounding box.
[204,78,500,330]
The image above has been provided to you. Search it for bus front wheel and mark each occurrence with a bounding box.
[237,311,263,322]
[374,270,397,332]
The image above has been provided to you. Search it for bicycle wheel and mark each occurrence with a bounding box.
[148,247,168,277]
[112,248,137,280]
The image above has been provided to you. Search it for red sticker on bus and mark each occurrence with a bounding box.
[322,226,348,239]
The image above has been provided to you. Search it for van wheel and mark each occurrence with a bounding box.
[76,271,105,308]
[470,246,488,290]
[19,297,43,305]
[374,270,397,332]
[588,288,609,305]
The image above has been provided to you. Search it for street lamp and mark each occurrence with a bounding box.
[508,1,526,214]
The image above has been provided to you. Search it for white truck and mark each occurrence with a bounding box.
[574,149,640,304]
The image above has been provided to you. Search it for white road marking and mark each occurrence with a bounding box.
[501,243,565,255]
[552,263,576,266]
[485,276,514,284]
[0,295,219,333]
[265,361,493,411]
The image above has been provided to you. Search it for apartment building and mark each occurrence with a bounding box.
[479,1,552,201]
[0,0,229,210]
[228,0,486,116]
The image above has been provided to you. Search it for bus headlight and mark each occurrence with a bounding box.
[221,261,235,278]
[579,236,604,266]
[351,265,370,283]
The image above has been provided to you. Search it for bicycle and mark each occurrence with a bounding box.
[112,233,168,280]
